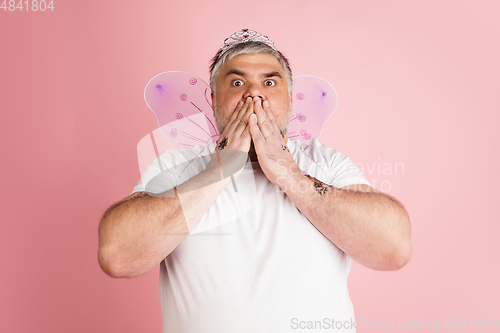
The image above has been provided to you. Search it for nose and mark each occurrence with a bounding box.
[243,82,264,100]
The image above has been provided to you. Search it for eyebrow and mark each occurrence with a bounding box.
[225,69,283,79]
[225,69,246,77]
[263,71,282,79]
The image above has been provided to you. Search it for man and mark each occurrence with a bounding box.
[98,30,411,332]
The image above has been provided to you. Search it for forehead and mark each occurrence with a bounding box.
[218,53,285,79]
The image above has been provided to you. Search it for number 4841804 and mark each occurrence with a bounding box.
[445,318,498,330]
[1,0,54,11]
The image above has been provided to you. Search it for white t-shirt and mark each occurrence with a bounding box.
[133,138,370,333]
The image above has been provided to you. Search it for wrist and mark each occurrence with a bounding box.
[274,159,303,193]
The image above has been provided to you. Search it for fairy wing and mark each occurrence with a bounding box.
[140,72,254,232]
[144,72,337,149]
[288,75,338,144]
[144,71,219,150]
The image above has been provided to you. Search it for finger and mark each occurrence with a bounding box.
[233,116,249,137]
[236,96,253,122]
[262,100,281,133]
[237,97,253,125]
[248,113,265,147]
[241,123,251,137]
[234,122,252,149]
[226,100,244,125]
[226,98,251,134]
[252,97,266,124]
[231,100,245,120]
[241,96,256,125]
[262,100,275,121]
[253,98,274,138]
[232,99,255,136]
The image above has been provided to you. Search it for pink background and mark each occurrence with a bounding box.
[1,0,499,332]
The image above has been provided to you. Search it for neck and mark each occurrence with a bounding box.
[248,142,258,162]
[249,151,258,162]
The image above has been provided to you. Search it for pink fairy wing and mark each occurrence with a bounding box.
[144,72,337,148]
[144,71,219,150]
[288,76,338,144]
[141,71,251,209]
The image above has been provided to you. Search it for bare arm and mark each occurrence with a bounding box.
[98,167,232,278]
[248,98,411,271]
[279,171,411,270]
[98,98,256,278]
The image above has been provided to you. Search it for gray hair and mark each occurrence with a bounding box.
[209,41,293,94]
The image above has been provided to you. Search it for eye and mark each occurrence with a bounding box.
[264,80,276,87]
[232,79,244,87]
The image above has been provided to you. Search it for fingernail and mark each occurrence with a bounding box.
[263,100,269,107]
[238,101,243,106]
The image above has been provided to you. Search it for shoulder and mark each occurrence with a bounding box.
[132,142,215,194]
[154,142,215,169]
[287,138,370,188]
[287,138,347,167]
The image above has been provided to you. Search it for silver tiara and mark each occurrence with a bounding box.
[220,29,276,52]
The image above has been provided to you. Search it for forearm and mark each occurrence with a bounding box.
[279,164,412,271]
[98,97,253,278]
[98,168,232,278]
